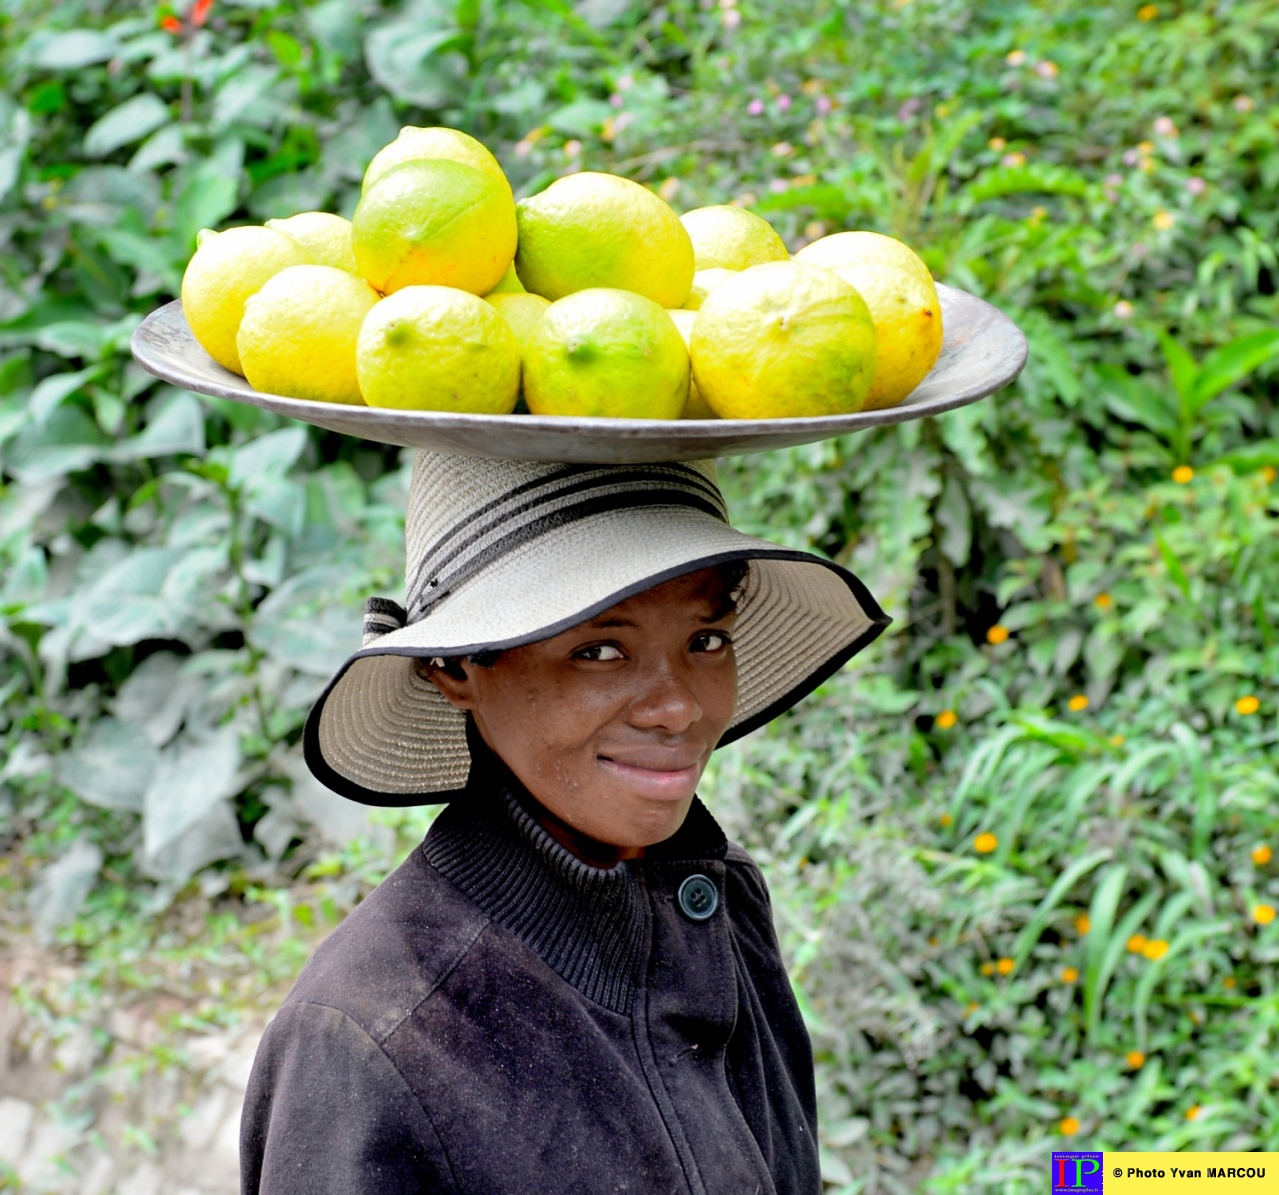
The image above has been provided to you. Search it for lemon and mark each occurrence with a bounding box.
[484,261,526,295]
[681,267,738,311]
[363,126,512,199]
[180,226,311,374]
[352,159,517,296]
[666,310,717,419]
[523,288,689,419]
[515,172,694,308]
[679,205,789,271]
[794,231,943,409]
[357,286,521,414]
[486,293,551,351]
[237,266,379,405]
[266,212,358,275]
[690,261,876,419]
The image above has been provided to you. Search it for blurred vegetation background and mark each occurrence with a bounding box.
[1,0,1278,1190]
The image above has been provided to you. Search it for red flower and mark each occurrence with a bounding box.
[161,14,183,32]
[193,0,214,26]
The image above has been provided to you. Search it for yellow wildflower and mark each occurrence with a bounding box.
[1060,1116,1081,1136]
[1126,1050,1146,1069]
[1261,465,1276,484]
[1235,695,1260,716]
[1093,592,1113,609]
[996,957,1014,975]
[1110,735,1126,747]
[988,137,1007,151]
[1223,976,1236,989]
[1143,939,1169,960]
[939,812,953,827]
[936,709,958,730]
[1005,49,1027,66]
[1253,845,1273,865]
[965,1000,980,1015]
[986,624,1010,645]
[980,961,995,976]
[1137,4,1157,18]
[1062,966,1079,983]
[1127,934,1147,953]
[1172,465,1194,484]
[1068,695,1089,712]
[973,832,998,854]
[1074,914,1091,935]
[1254,904,1276,926]
[1153,210,1176,231]
[1186,1105,1201,1121]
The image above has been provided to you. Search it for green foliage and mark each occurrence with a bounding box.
[1,0,1278,1190]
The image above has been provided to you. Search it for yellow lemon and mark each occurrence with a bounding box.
[666,309,717,419]
[690,261,876,419]
[237,265,379,405]
[356,286,521,414]
[515,172,694,308]
[794,230,942,409]
[486,292,551,350]
[523,288,689,419]
[679,205,789,271]
[180,225,311,374]
[362,126,512,199]
[484,261,526,295]
[265,212,358,275]
[352,159,517,296]
[681,267,739,311]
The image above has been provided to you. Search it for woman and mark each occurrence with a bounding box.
[240,453,888,1194]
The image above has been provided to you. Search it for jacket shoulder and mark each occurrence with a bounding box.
[284,845,489,1044]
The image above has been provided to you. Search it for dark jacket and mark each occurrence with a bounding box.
[240,750,821,1194]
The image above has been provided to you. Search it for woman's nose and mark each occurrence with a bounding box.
[627,658,702,733]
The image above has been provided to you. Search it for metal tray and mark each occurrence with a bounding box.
[130,282,1026,464]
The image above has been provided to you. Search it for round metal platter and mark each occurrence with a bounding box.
[130,283,1026,464]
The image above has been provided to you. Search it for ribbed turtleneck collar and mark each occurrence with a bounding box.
[422,732,726,1015]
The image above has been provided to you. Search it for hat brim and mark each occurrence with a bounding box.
[304,507,889,806]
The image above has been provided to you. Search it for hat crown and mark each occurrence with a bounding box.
[403,454,727,623]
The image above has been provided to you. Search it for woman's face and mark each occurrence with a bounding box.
[428,567,738,862]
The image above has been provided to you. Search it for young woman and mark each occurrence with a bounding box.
[240,453,888,1195]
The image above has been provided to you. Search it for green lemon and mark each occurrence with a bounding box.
[363,126,512,200]
[523,288,689,419]
[484,261,526,295]
[794,231,943,409]
[690,261,876,419]
[679,205,789,271]
[237,265,379,405]
[352,159,517,296]
[515,172,694,308]
[666,309,718,419]
[681,268,739,311]
[356,286,521,414]
[265,212,358,275]
[486,293,551,351]
[180,225,311,375]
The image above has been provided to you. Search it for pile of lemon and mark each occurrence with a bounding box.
[181,126,943,421]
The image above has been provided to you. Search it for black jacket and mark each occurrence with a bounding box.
[240,750,821,1194]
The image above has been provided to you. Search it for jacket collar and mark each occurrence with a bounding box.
[422,729,726,1015]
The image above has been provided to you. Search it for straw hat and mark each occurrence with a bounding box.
[304,452,889,806]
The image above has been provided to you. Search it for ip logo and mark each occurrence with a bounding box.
[1052,1152,1104,1192]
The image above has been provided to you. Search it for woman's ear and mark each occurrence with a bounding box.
[420,658,479,711]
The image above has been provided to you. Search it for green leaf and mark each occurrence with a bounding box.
[1012,848,1111,973]
[1155,533,1192,600]
[84,94,170,158]
[364,24,470,107]
[1096,364,1178,438]
[28,364,108,425]
[964,162,1089,204]
[172,162,239,253]
[1188,328,1279,413]
[26,29,119,70]
[57,717,158,812]
[1157,330,1198,410]
[1215,439,1279,473]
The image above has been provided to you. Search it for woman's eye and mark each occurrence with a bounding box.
[574,644,625,662]
[692,632,731,653]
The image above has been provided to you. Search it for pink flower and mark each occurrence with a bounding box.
[616,74,634,92]
[1034,60,1059,79]
[722,9,740,28]
[777,95,792,112]
[1105,173,1124,187]
[609,93,623,108]
[747,99,764,116]
[815,96,832,115]
[1153,115,1177,137]
[768,178,789,193]
[1122,148,1140,167]
[1186,176,1206,196]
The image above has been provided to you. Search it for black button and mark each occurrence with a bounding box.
[677,874,718,921]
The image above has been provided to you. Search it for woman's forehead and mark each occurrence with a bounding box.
[576,567,736,630]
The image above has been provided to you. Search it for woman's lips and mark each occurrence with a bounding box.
[596,756,703,801]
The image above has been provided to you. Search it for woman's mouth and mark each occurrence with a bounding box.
[596,755,704,801]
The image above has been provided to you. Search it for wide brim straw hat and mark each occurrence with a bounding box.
[305,452,891,806]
